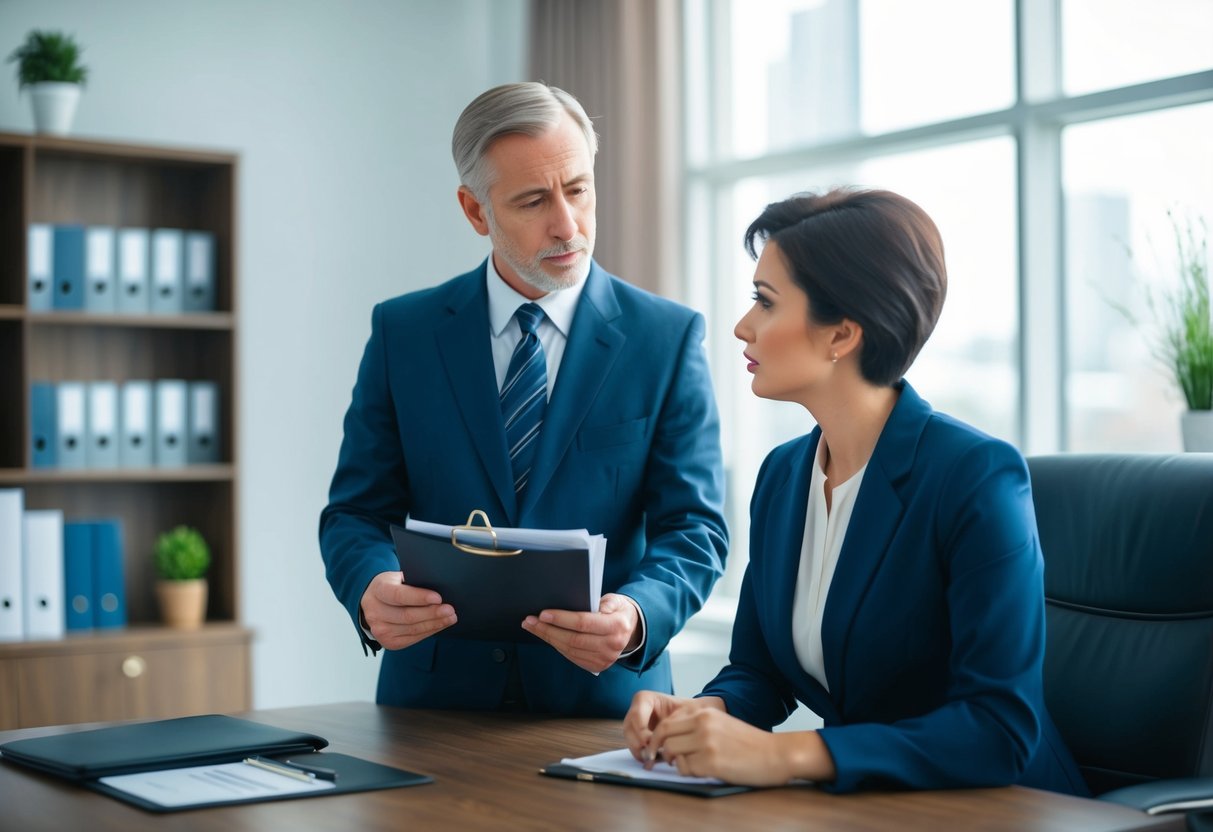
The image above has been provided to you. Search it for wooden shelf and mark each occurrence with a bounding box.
[0,130,238,167]
[0,465,236,485]
[0,622,251,658]
[0,130,246,729]
[24,311,235,330]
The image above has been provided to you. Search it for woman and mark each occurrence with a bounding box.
[624,188,1087,795]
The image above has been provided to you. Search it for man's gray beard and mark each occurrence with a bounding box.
[511,253,590,293]
[487,219,593,294]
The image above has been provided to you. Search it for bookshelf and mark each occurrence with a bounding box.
[0,131,250,728]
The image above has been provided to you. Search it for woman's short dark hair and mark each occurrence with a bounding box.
[744,188,947,386]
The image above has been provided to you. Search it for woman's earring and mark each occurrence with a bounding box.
[831,352,838,363]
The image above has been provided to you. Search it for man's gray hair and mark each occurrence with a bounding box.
[452,82,598,201]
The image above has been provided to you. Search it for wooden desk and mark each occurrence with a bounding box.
[0,702,1183,831]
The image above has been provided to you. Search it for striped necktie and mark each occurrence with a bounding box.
[500,303,548,496]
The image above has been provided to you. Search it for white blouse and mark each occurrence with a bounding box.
[791,439,868,692]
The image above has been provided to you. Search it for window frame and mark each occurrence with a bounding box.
[682,0,1213,605]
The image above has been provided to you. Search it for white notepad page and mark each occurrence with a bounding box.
[99,761,335,809]
[562,748,725,785]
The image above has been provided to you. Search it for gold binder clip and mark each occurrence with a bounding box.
[451,509,523,557]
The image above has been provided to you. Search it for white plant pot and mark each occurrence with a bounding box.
[29,82,81,135]
[1180,410,1213,452]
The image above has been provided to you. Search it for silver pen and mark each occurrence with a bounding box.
[242,755,336,783]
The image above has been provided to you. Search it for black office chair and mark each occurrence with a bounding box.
[1028,453,1213,826]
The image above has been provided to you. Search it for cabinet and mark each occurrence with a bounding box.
[0,131,250,729]
[0,624,249,727]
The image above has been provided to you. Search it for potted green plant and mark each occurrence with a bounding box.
[1121,211,1212,451]
[7,30,89,135]
[153,525,211,630]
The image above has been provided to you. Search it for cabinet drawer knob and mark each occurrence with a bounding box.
[122,656,146,679]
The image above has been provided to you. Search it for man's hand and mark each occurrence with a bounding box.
[520,593,640,674]
[359,571,457,650]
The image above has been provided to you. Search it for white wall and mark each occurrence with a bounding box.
[0,0,527,709]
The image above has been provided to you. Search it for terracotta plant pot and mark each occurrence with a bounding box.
[155,578,208,630]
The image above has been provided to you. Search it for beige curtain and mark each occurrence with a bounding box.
[529,0,683,300]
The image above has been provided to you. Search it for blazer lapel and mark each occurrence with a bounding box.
[519,263,624,518]
[759,432,841,721]
[820,382,930,709]
[435,264,516,521]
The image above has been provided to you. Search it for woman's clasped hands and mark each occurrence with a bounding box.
[622,691,836,787]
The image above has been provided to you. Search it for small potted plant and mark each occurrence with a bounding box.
[7,29,89,135]
[1121,211,1212,451]
[154,525,211,630]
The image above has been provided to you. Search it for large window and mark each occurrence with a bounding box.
[684,0,1213,596]
[1063,103,1213,450]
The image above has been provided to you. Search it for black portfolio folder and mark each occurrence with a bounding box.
[0,714,432,812]
[0,714,327,780]
[541,762,752,797]
[390,521,592,641]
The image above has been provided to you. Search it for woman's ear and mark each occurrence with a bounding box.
[829,318,864,361]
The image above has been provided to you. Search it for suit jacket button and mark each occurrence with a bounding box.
[491,648,507,663]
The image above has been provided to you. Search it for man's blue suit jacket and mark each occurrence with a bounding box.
[319,260,728,717]
[700,382,1087,794]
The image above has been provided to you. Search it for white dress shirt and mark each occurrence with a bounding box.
[792,439,869,692]
[486,256,584,396]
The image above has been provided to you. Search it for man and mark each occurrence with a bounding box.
[319,82,727,717]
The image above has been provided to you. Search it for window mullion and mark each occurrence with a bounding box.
[1016,0,1064,453]
[1018,118,1065,453]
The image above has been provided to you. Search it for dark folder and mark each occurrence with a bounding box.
[541,762,752,797]
[0,714,432,812]
[390,516,592,642]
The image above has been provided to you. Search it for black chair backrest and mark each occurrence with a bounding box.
[1028,453,1213,796]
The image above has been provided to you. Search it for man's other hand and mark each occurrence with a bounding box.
[520,593,640,673]
[359,571,457,650]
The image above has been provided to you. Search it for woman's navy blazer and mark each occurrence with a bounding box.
[700,382,1087,794]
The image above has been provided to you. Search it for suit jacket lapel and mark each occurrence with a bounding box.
[435,263,516,521]
[519,263,624,518]
[760,432,840,721]
[820,382,930,710]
